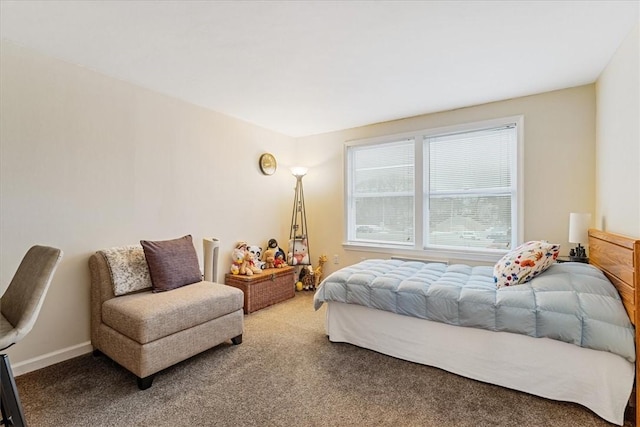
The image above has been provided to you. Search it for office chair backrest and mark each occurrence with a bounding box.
[1,245,63,349]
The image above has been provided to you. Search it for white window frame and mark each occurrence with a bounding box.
[343,116,524,264]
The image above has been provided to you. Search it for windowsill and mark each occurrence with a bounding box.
[342,242,507,265]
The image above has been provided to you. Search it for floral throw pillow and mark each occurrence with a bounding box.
[494,241,560,289]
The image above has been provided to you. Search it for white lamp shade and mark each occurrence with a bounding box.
[568,213,591,244]
[290,166,308,178]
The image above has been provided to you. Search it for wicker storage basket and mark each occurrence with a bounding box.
[224,266,295,314]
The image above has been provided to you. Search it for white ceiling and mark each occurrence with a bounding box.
[1,1,638,137]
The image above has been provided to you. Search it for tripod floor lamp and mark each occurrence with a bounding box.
[289,167,311,266]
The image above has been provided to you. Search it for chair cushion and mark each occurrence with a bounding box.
[101,281,243,344]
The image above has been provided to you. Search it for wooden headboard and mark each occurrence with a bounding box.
[589,229,640,326]
[588,228,640,424]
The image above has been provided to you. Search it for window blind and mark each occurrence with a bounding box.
[426,125,516,250]
[350,139,415,243]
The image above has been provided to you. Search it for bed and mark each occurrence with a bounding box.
[313,229,640,426]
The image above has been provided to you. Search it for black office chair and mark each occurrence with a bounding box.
[1,246,63,427]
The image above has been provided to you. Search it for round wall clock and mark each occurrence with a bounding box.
[259,153,277,175]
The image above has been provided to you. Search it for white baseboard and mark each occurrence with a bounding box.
[11,341,93,376]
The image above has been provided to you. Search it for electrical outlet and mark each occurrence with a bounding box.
[333,254,339,264]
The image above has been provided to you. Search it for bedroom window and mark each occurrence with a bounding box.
[345,116,522,261]
[346,138,415,245]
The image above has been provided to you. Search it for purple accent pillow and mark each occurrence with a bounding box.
[140,235,201,292]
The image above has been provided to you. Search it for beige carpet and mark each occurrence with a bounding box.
[15,292,628,426]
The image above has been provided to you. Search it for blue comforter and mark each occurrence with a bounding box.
[313,259,635,362]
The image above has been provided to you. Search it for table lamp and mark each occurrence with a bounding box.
[568,212,591,261]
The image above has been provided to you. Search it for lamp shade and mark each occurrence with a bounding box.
[568,213,591,244]
[290,166,308,178]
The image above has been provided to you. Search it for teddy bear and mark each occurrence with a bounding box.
[232,241,262,276]
[242,249,262,276]
[262,247,276,269]
[247,244,265,270]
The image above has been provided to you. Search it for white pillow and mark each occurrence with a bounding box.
[494,241,560,289]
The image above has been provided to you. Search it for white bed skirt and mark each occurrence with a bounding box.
[325,301,634,425]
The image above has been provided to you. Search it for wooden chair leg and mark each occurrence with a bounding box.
[231,334,243,345]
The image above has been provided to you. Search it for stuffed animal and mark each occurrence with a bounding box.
[298,265,315,291]
[247,244,265,270]
[230,244,245,275]
[243,250,262,276]
[274,252,287,268]
[232,241,262,276]
[267,238,286,263]
[262,248,276,269]
[314,254,328,288]
[287,237,310,265]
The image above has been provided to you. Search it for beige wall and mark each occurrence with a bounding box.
[298,85,596,276]
[595,23,639,237]
[5,31,628,373]
[0,41,296,371]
